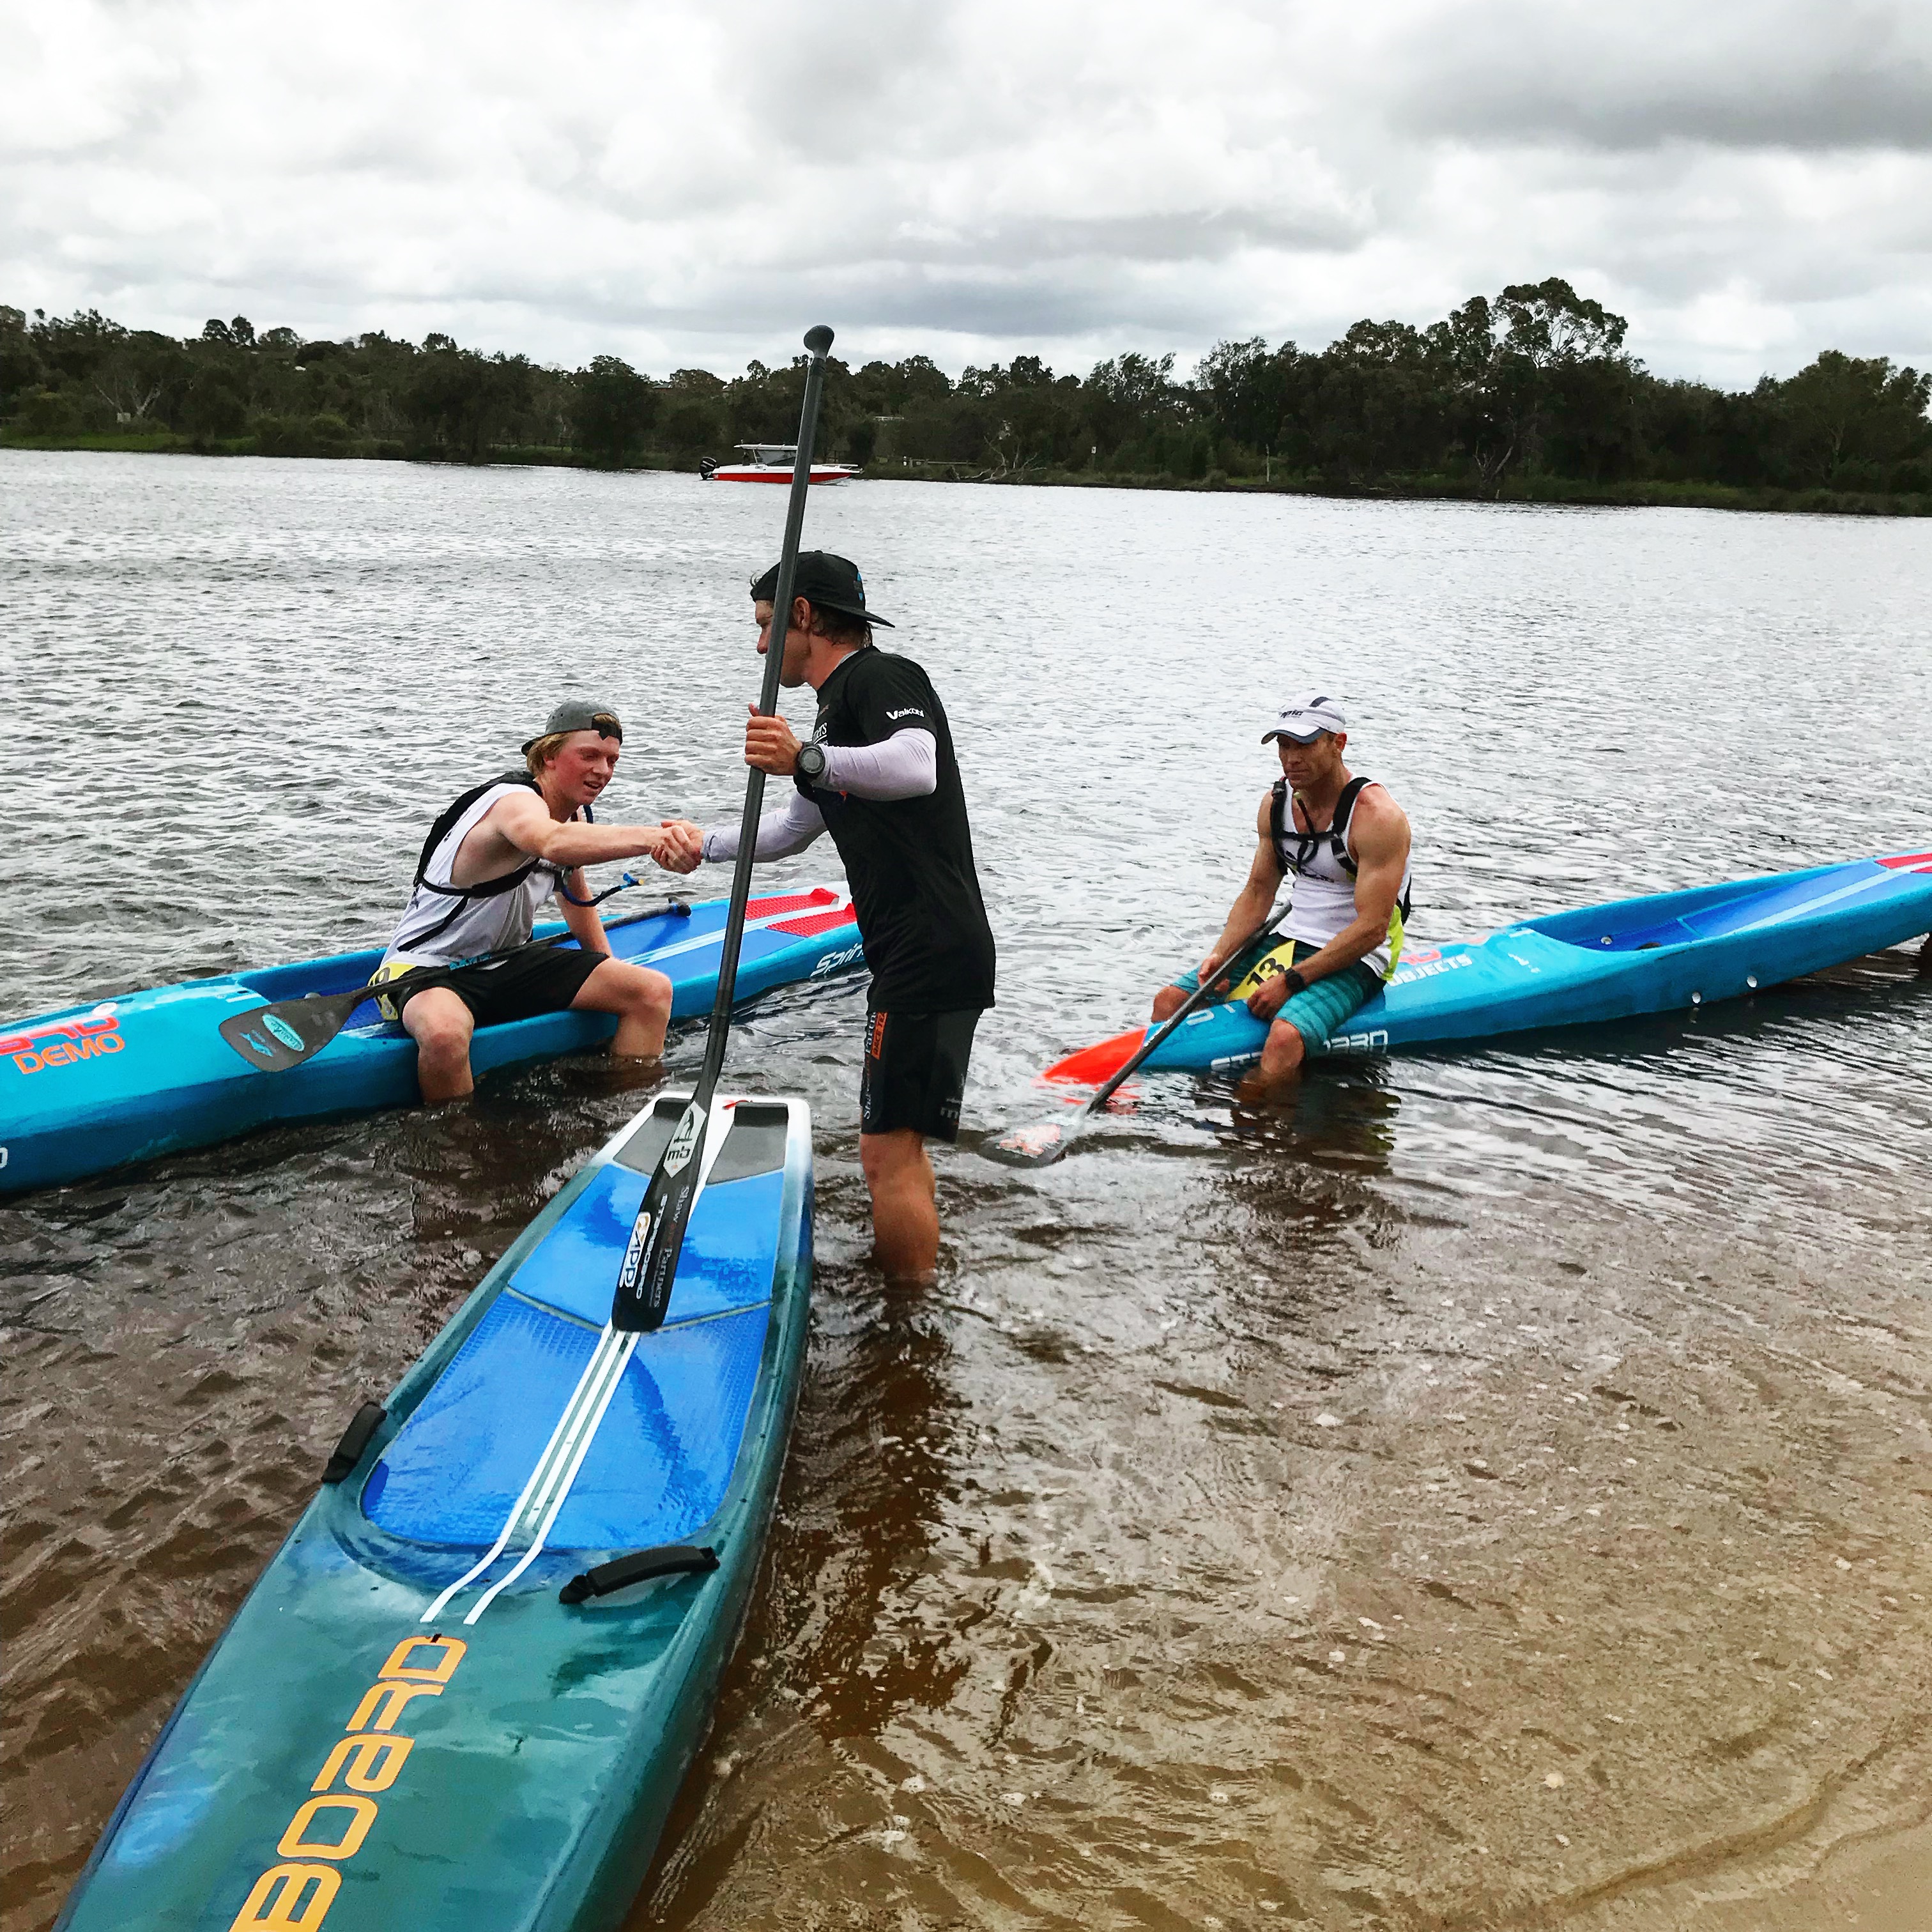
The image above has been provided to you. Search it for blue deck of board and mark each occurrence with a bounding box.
[364,1163,786,1552]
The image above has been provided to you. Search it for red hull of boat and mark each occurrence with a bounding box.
[706,468,854,484]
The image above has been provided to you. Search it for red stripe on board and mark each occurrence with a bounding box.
[772,905,858,938]
[746,887,838,917]
[1877,852,1932,871]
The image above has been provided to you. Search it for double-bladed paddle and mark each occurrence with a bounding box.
[981,898,1295,1169]
[609,323,836,1335]
[217,892,691,1073]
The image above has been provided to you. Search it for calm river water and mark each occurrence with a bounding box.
[3,450,1931,1931]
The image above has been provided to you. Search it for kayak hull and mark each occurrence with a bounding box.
[55,1090,814,1932]
[0,887,862,1197]
[1046,851,1932,1080]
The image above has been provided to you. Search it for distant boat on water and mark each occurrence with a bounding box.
[700,443,857,484]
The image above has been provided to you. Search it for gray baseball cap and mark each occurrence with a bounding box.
[522,700,623,753]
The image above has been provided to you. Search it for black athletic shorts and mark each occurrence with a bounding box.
[859,1008,982,1140]
[392,946,606,1030]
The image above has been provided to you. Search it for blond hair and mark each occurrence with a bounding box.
[525,731,574,776]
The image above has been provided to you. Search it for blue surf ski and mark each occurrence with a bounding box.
[1046,850,1932,1082]
[1,885,861,1196]
[55,1088,813,1932]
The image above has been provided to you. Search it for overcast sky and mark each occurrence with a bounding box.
[4,0,1929,387]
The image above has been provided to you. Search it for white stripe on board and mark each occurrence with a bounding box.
[420,1324,629,1624]
[636,892,852,968]
[1732,866,1913,935]
[462,1331,641,1625]
[421,1090,755,1624]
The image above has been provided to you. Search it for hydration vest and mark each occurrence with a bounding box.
[388,772,585,960]
[1269,775,1414,979]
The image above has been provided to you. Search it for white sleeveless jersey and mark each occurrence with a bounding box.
[1273,778,1411,980]
[383,783,565,969]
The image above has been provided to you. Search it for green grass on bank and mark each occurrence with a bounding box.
[1064,468,1932,517]
[4,427,1928,519]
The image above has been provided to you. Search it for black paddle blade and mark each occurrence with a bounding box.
[610,1097,709,1332]
[979,1115,1082,1169]
[217,986,373,1071]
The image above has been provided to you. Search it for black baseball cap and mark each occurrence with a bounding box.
[749,550,894,628]
[522,700,623,753]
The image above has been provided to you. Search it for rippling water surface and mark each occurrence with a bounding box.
[4,450,1932,1930]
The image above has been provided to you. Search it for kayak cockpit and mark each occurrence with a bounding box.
[1529,908,1696,951]
[1522,865,1864,953]
[234,949,385,1002]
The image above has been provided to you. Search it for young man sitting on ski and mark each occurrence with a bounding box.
[374,701,702,1101]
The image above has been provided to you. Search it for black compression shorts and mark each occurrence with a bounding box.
[859,1008,982,1141]
[392,946,606,1031]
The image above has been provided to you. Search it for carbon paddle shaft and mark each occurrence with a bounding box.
[1087,899,1293,1109]
[612,323,835,1332]
[982,899,1292,1167]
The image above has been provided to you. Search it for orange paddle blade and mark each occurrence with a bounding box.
[1041,1027,1151,1086]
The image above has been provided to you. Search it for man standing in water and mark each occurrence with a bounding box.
[1154,692,1412,1088]
[376,702,700,1101]
[679,553,995,1282]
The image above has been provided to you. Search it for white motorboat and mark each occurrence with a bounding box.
[700,443,857,484]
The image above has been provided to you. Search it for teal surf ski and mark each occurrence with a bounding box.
[1045,848,1932,1083]
[0,885,860,1196]
[55,1087,812,1932]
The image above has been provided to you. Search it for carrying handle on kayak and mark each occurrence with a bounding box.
[558,1544,719,1604]
[321,1400,387,1484]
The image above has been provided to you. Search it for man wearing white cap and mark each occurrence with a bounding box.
[1152,691,1413,1086]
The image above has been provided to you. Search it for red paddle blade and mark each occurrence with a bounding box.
[1041,1026,1151,1086]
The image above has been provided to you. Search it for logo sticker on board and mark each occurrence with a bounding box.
[659,1105,703,1179]
[619,1213,653,1291]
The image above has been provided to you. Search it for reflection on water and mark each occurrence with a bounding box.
[4,452,1931,1930]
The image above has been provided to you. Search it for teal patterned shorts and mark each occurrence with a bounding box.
[1170,938,1382,1052]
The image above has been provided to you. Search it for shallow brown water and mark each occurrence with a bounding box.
[4,452,1931,1929]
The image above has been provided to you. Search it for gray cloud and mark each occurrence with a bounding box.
[1,0,1929,388]
[1390,3,1932,152]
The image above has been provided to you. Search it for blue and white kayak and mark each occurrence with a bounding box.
[55,1087,812,1932]
[1046,849,1932,1082]
[0,885,861,1197]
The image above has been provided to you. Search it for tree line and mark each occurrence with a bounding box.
[3,280,1928,502]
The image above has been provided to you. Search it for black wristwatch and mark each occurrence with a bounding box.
[1278,967,1308,996]
[795,742,829,786]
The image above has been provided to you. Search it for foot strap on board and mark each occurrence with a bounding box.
[558,1544,718,1604]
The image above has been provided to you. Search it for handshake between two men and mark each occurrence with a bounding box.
[641,705,819,878]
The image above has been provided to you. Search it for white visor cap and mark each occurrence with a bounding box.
[1262,691,1347,744]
